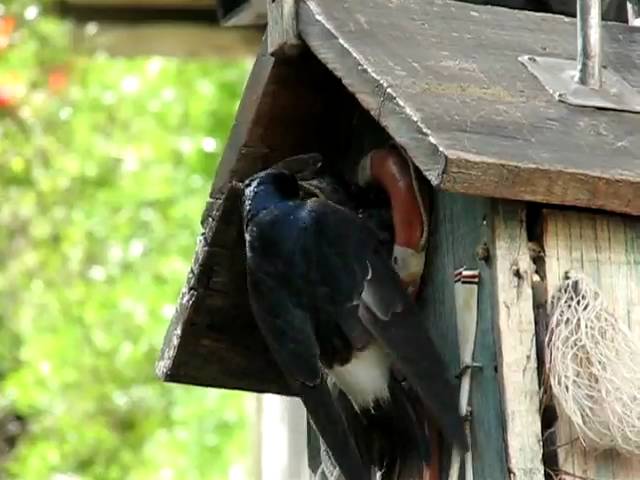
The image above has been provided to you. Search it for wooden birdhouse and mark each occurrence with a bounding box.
[156,0,640,478]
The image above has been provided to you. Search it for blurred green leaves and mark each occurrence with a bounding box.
[0,3,253,479]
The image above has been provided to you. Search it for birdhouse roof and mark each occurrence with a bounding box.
[298,0,640,216]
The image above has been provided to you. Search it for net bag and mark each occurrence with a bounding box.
[545,270,640,454]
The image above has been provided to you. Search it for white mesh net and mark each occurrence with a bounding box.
[545,271,640,454]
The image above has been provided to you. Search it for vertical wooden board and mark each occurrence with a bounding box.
[543,210,640,480]
[259,395,308,480]
[492,202,545,480]
[420,192,508,479]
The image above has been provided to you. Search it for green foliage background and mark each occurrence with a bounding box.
[0,2,254,478]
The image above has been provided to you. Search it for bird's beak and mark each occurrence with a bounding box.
[393,244,426,297]
[357,146,430,297]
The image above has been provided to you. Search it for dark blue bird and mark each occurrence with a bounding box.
[242,167,467,480]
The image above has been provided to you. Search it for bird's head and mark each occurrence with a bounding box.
[242,168,300,226]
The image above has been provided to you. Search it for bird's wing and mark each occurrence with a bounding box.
[246,268,321,386]
[359,267,468,451]
[246,265,369,480]
[308,200,468,451]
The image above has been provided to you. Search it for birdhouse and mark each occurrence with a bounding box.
[156,0,640,478]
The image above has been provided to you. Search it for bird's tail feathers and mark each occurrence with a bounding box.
[330,376,432,480]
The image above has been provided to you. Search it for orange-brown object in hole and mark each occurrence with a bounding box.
[369,148,439,480]
[369,148,424,251]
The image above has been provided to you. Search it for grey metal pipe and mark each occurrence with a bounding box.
[576,0,602,88]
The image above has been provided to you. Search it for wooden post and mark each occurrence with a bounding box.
[267,0,303,57]
[259,395,309,480]
[492,203,545,480]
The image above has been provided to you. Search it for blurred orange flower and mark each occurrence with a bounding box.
[48,66,70,94]
[0,15,16,50]
[0,72,26,109]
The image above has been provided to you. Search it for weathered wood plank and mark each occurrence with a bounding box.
[267,0,302,57]
[59,0,219,23]
[259,395,308,480]
[220,0,267,26]
[72,23,262,58]
[210,43,356,193]
[420,192,509,479]
[492,202,545,480]
[543,209,640,480]
[64,0,213,6]
[156,182,292,394]
[299,0,640,215]
[461,0,627,21]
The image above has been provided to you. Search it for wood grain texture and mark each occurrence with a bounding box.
[156,182,292,394]
[58,0,219,23]
[492,203,545,480]
[267,0,302,57]
[543,209,640,480]
[63,0,212,6]
[210,41,355,194]
[298,0,640,215]
[420,192,508,480]
[72,23,262,58]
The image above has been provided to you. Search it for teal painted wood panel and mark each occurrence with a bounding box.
[420,191,509,480]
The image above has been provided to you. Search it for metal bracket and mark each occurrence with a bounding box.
[519,55,640,113]
[455,361,483,380]
[267,0,303,58]
[520,0,640,112]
